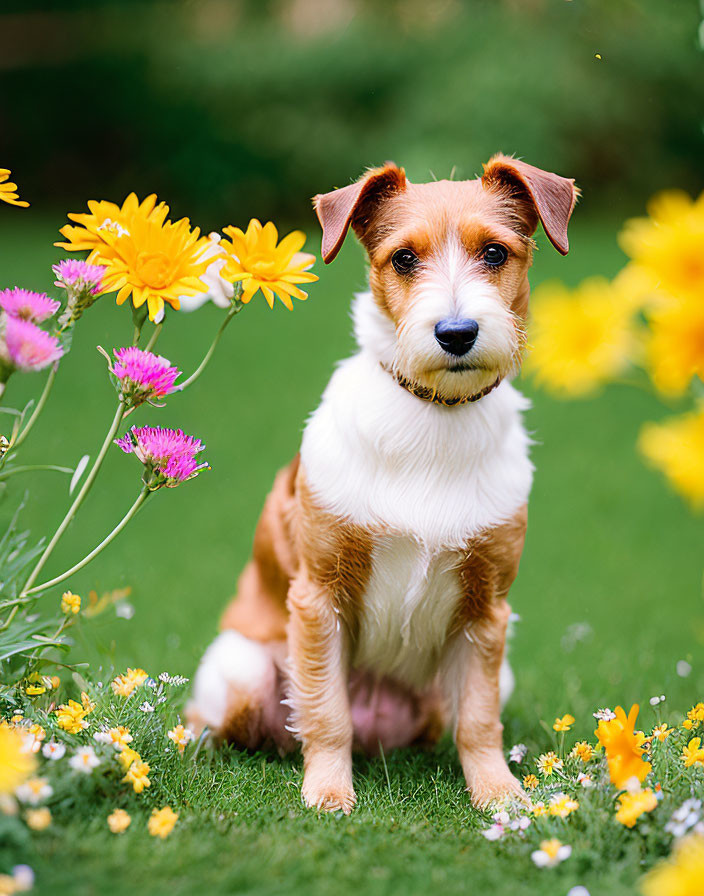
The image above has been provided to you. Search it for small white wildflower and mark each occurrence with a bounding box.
[139,701,155,713]
[593,708,616,721]
[115,601,135,620]
[509,743,527,764]
[577,772,594,788]
[567,888,590,896]
[69,746,100,774]
[159,672,170,683]
[11,865,35,892]
[665,798,702,838]
[531,841,571,868]
[93,731,113,745]
[482,823,504,841]
[676,660,692,678]
[15,779,53,805]
[41,741,66,760]
[624,776,643,794]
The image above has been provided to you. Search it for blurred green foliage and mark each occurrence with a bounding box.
[1,0,703,228]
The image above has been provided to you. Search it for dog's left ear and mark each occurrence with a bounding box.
[481,155,579,255]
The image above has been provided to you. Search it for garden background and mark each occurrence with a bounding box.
[1,1,703,894]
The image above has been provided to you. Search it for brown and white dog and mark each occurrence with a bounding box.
[188,155,578,813]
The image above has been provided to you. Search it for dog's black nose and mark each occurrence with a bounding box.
[434,318,479,356]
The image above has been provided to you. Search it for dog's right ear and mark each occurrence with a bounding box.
[313,164,406,263]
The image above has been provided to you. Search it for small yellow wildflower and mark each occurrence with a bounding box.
[167,724,194,755]
[570,741,594,763]
[25,807,52,831]
[639,409,704,509]
[0,168,30,208]
[148,806,178,839]
[60,591,81,615]
[220,219,318,310]
[686,703,704,726]
[0,727,36,794]
[107,808,131,834]
[651,724,673,742]
[531,801,548,817]
[616,788,657,828]
[523,774,539,791]
[549,793,579,818]
[55,699,88,734]
[116,747,141,771]
[81,692,96,714]
[50,676,61,689]
[553,714,575,732]
[109,727,133,750]
[595,704,651,789]
[681,737,704,768]
[111,667,148,697]
[537,751,563,777]
[25,685,46,696]
[641,834,704,896]
[531,838,571,868]
[123,759,151,794]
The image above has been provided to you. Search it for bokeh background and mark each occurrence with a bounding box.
[1,0,703,721]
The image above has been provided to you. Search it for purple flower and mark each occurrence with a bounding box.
[111,347,180,405]
[1,315,64,372]
[53,260,105,295]
[0,288,60,322]
[115,425,208,488]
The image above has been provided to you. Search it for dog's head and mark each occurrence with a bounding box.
[314,156,578,403]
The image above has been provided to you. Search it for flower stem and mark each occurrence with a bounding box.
[20,398,126,595]
[23,487,150,596]
[0,464,73,481]
[177,300,243,393]
[144,323,163,353]
[11,360,60,452]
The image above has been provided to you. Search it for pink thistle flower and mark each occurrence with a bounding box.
[0,288,60,322]
[1,315,64,372]
[111,347,181,406]
[53,260,105,295]
[115,425,208,488]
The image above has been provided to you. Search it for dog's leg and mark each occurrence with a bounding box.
[287,568,355,814]
[451,600,525,808]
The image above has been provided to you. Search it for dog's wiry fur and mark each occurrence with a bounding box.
[188,155,578,813]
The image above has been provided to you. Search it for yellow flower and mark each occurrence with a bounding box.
[620,189,704,302]
[220,219,318,310]
[25,685,46,696]
[651,724,673,742]
[148,806,178,839]
[167,724,194,755]
[55,699,89,734]
[0,168,29,208]
[57,193,167,254]
[123,759,151,794]
[553,714,575,732]
[639,408,704,510]
[107,808,131,834]
[61,591,81,615]
[537,751,563,777]
[681,737,704,768]
[25,807,52,831]
[615,788,657,828]
[81,692,96,714]
[526,277,638,397]
[111,667,148,697]
[531,800,548,816]
[108,727,133,750]
[549,793,579,818]
[570,741,594,763]
[686,703,704,725]
[595,704,651,789]
[116,746,141,771]
[642,295,704,395]
[49,676,61,690]
[523,774,539,791]
[0,726,36,794]
[641,835,704,896]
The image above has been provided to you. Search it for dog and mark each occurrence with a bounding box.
[187,155,578,813]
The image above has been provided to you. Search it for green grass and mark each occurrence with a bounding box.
[1,211,702,896]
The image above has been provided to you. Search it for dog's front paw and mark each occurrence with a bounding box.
[467,765,528,811]
[302,750,356,814]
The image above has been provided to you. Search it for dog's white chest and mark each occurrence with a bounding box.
[353,536,462,688]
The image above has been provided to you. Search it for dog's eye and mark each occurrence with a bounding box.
[482,243,508,267]
[391,248,418,275]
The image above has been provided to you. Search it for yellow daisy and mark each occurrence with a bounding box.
[643,294,704,395]
[639,407,704,510]
[0,168,29,208]
[56,193,168,254]
[220,219,318,310]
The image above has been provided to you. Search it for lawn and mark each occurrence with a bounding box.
[1,210,702,896]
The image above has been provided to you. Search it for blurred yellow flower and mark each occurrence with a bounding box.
[549,793,579,818]
[81,692,96,714]
[615,788,657,828]
[116,747,141,771]
[639,408,704,509]
[111,667,148,697]
[553,714,575,732]
[0,168,29,208]
[620,189,704,302]
[681,737,704,768]
[220,219,318,310]
[61,591,81,615]
[55,699,89,734]
[25,807,52,831]
[148,806,178,839]
[526,278,638,397]
[107,808,131,833]
[0,726,36,794]
[643,295,704,395]
[25,685,45,696]
[537,751,563,777]
[595,704,651,789]
[523,774,539,790]
[570,741,594,763]
[641,835,704,896]
[531,801,548,817]
[123,759,151,794]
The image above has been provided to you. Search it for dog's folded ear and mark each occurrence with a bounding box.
[314,164,406,263]
[481,155,579,255]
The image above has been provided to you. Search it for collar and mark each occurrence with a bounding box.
[381,363,502,407]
